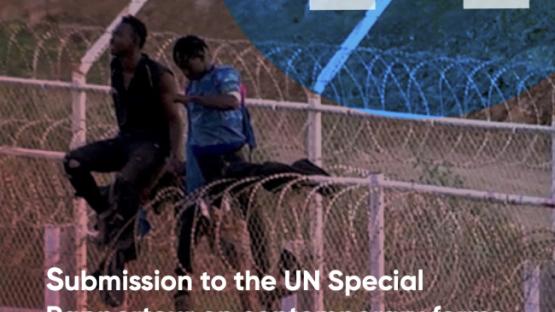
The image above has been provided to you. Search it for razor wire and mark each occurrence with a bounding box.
[0,81,552,197]
[1,157,554,311]
[1,22,554,122]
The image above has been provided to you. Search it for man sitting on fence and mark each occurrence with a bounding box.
[171,34,259,311]
[62,15,184,306]
[171,35,337,311]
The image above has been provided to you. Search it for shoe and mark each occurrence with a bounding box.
[92,210,113,246]
[279,248,302,277]
[137,207,151,238]
[291,159,340,196]
[253,248,302,309]
[93,210,126,246]
[98,251,126,307]
[174,292,193,312]
[91,185,115,246]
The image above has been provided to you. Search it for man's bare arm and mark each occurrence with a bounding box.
[160,72,185,162]
[193,94,240,110]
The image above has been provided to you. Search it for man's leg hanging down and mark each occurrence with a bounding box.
[63,138,126,214]
[174,204,196,311]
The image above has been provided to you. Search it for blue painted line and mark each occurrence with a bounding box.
[312,0,392,94]
[358,108,444,120]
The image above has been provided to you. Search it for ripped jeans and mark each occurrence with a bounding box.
[63,134,168,219]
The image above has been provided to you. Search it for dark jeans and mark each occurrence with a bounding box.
[63,134,168,219]
[174,155,328,308]
[176,150,246,274]
[175,150,270,306]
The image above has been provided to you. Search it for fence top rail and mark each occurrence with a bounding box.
[0,146,65,160]
[308,175,555,208]
[0,145,551,208]
[247,98,555,135]
[1,76,553,134]
[0,76,111,93]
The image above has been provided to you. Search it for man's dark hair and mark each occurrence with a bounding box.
[121,15,147,48]
[173,35,208,65]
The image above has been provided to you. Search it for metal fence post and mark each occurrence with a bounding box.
[307,90,323,166]
[44,226,61,309]
[523,261,540,312]
[44,225,73,310]
[368,174,385,311]
[307,91,324,311]
[548,107,555,311]
[551,116,555,261]
[281,90,324,311]
[65,2,148,310]
[70,71,88,311]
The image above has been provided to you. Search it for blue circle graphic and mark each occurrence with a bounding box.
[224,0,555,117]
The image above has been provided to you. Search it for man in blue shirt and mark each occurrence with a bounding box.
[171,36,338,311]
[172,35,257,310]
[173,35,255,194]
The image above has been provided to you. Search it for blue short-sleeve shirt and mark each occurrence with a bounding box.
[184,65,247,193]
[185,66,246,149]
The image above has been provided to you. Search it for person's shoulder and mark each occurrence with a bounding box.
[213,65,239,80]
[144,55,174,76]
[215,65,238,73]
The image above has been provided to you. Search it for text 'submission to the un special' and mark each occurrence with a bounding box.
[46,267,424,296]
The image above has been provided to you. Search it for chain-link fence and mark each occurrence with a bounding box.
[1,82,550,197]
[2,157,554,311]
[1,19,555,312]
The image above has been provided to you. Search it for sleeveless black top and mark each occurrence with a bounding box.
[111,54,173,147]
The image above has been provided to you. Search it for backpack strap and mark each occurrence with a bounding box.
[240,84,257,156]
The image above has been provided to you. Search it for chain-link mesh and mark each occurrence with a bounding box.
[1,80,555,311]
[3,85,549,199]
[2,150,554,311]
[0,84,72,150]
[1,17,555,312]
[319,112,552,197]
[0,154,73,308]
[380,190,554,312]
[0,22,108,80]
[147,178,555,310]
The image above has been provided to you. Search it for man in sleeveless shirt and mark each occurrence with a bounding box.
[63,15,184,306]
